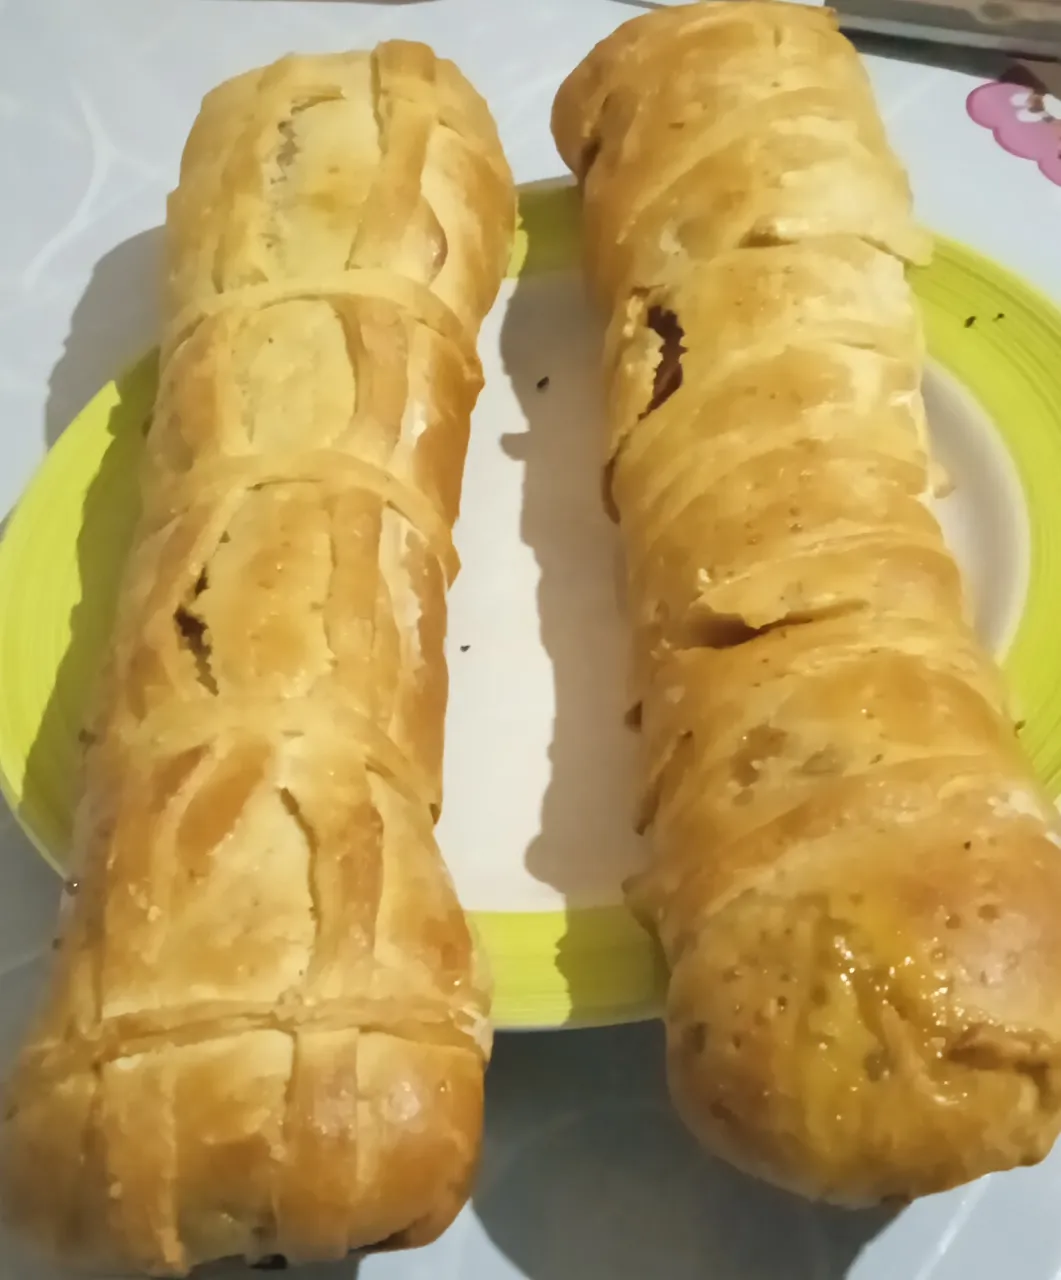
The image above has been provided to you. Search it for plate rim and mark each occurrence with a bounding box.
[4,187,1061,1030]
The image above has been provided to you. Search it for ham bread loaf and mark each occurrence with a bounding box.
[553,1,1061,1205]
[2,42,515,1274]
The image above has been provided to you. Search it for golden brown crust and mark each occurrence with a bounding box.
[3,42,514,1273]
[554,1,1061,1203]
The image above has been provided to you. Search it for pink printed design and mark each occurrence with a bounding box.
[968,71,1061,187]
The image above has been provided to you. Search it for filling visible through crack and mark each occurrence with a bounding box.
[174,567,218,694]
[642,304,686,417]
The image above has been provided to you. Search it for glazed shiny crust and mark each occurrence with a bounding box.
[553,2,1061,1204]
[3,43,514,1274]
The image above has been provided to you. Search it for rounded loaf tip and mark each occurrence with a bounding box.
[662,847,1061,1204]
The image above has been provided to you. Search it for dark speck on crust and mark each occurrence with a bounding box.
[536,375,550,391]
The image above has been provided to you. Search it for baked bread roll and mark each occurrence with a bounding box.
[553,1,1061,1204]
[3,43,514,1273]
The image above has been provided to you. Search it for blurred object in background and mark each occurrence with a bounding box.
[835,0,1061,58]
[620,0,1061,60]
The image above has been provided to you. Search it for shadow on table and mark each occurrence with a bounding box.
[497,210,667,1024]
[20,357,154,872]
[474,1025,896,1280]
[45,227,162,448]
[12,227,164,867]
[201,1256,360,1279]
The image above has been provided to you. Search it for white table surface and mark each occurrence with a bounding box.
[4,3,1061,1278]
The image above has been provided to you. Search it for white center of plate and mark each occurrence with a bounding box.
[439,272,1030,915]
[923,361,1029,658]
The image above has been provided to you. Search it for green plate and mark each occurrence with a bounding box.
[2,183,1061,1029]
